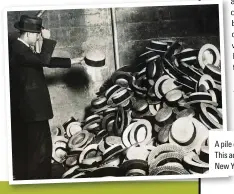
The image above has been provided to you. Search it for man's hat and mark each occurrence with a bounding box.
[14,15,42,33]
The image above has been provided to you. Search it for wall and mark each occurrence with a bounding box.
[7,4,220,132]
[115,4,220,67]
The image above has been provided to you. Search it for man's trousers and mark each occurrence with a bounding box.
[11,119,52,180]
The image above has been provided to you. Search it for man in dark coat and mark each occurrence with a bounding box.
[9,15,83,180]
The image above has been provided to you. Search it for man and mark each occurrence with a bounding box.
[9,15,83,180]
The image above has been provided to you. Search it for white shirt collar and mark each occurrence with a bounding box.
[17,37,30,48]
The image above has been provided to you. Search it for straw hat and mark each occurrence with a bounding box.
[120,159,148,176]
[169,117,209,153]
[198,44,220,69]
[199,103,222,130]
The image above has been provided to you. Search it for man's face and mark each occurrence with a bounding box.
[27,32,40,46]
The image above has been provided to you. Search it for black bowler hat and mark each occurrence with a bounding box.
[14,15,42,33]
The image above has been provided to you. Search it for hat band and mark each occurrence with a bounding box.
[146,60,157,79]
[103,145,123,161]
[165,41,182,59]
[63,117,77,129]
[200,104,222,129]
[158,158,181,167]
[179,65,201,81]
[150,41,168,51]
[84,57,105,67]
[103,108,117,117]
[203,65,221,82]
[82,148,98,161]
[134,90,147,98]
[84,114,101,124]
[101,113,115,130]
[112,90,132,105]
[92,97,107,109]
[123,100,132,110]
[114,107,127,136]
[188,93,212,102]
[199,147,209,163]
[183,153,209,174]
[176,77,196,90]
[19,21,41,32]
[174,49,198,61]
[105,85,121,99]
[134,124,147,141]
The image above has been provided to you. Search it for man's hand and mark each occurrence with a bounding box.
[41,29,51,39]
[71,57,84,65]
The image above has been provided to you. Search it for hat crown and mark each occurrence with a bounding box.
[155,107,172,122]
[171,117,195,144]
[14,14,42,33]
[20,15,42,24]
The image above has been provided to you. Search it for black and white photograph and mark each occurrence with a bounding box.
[5,0,226,184]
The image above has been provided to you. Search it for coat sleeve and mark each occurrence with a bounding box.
[48,57,71,68]
[12,38,71,68]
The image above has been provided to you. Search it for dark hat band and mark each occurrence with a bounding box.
[165,41,182,59]
[18,21,41,32]
[84,114,101,124]
[105,85,122,99]
[103,144,123,161]
[199,103,222,129]
[63,117,77,130]
[183,153,209,174]
[114,107,128,136]
[84,57,105,67]
[203,64,221,82]
[199,146,209,163]
[78,144,99,164]
[179,64,201,81]
[187,93,212,103]
[112,90,132,105]
[101,113,116,130]
[175,78,196,90]
[121,159,148,173]
[91,97,107,109]
[174,49,199,61]
[150,40,168,51]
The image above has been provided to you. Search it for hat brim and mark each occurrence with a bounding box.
[14,22,42,33]
[148,143,185,165]
[149,165,189,175]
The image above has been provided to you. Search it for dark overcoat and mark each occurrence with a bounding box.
[9,38,71,122]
